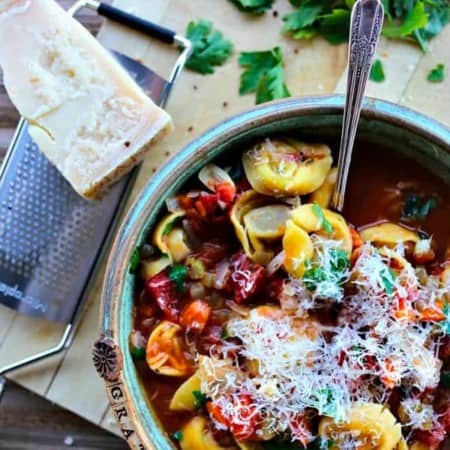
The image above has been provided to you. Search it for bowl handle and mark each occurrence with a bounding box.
[92,334,146,449]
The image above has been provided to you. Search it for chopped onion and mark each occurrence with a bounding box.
[198,163,235,192]
[215,260,231,289]
[265,250,285,276]
[182,219,201,248]
[189,282,206,299]
[165,197,181,213]
[226,300,250,317]
[187,190,202,198]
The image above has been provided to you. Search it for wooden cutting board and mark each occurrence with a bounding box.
[0,0,449,437]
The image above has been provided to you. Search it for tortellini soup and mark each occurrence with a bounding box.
[130,138,450,450]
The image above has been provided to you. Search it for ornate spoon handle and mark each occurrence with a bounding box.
[331,0,384,212]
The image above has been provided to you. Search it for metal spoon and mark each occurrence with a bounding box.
[331,0,384,212]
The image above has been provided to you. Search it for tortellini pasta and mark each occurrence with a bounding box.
[318,403,402,450]
[146,321,194,377]
[179,416,227,450]
[282,219,314,278]
[243,139,333,196]
[291,203,352,253]
[231,190,291,265]
[169,371,202,411]
[310,167,337,208]
[152,211,190,262]
[360,223,419,247]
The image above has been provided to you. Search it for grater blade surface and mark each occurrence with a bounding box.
[0,52,170,323]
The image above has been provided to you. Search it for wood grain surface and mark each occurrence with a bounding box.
[0,381,126,449]
[0,0,449,445]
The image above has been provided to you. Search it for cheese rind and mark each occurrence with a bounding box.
[0,0,173,198]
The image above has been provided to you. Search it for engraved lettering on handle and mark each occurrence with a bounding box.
[331,0,384,212]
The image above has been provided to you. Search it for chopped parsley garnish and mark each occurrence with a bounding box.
[229,0,274,14]
[312,203,333,233]
[370,59,386,82]
[162,216,183,236]
[402,193,437,221]
[172,430,183,441]
[129,247,140,274]
[168,264,188,292]
[130,346,146,360]
[238,47,291,104]
[381,267,396,295]
[192,390,207,408]
[440,301,450,335]
[221,326,229,339]
[303,248,350,292]
[427,63,445,82]
[185,20,233,74]
[304,266,328,291]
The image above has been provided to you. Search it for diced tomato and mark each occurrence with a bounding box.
[195,241,230,268]
[381,357,400,389]
[207,395,261,441]
[199,192,220,215]
[393,296,415,322]
[290,415,313,447]
[216,182,236,203]
[207,401,230,429]
[145,272,180,322]
[180,300,211,333]
[414,424,446,449]
[349,227,363,250]
[229,252,265,304]
[230,394,261,441]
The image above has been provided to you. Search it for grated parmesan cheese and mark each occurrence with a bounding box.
[199,240,447,442]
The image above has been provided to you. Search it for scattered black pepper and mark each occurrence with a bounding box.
[294,48,299,54]
[193,85,198,90]
[165,151,170,157]
[188,126,194,132]
[272,10,278,17]
[223,101,228,108]
[124,141,130,147]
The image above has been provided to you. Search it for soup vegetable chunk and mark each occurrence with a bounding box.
[131,138,450,450]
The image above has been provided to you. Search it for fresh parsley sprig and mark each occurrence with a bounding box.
[229,0,274,14]
[185,20,233,74]
[370,59,386,82]
[239,47,291,104]
[427,63,445,82]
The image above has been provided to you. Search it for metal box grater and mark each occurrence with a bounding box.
[0,53,169,323]
[0,0,191,383]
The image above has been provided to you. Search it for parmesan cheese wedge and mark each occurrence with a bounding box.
[0,0,173,198]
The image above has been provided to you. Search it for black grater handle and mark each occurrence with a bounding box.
[97,2,176,44]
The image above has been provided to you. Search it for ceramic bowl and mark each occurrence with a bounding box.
[93,95,450,450]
